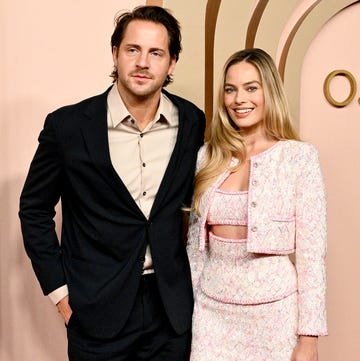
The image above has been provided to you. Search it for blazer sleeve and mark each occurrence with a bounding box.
[295,144,328,336]
[19,113,66,295]
[186,209,206,290]
[186,146,207,290]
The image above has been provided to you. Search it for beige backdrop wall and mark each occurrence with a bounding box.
[300,3,360,359]
[0,1,146,360]
[1,0,359,360]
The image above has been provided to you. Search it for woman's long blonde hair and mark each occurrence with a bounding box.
[193,48,300,214]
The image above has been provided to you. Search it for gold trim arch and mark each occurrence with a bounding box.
[204,0,222,130]
[275,0,322,80]
[276,0,359,123]
[245,0,270,48]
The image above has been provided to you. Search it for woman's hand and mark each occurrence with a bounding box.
[291,335,318,361]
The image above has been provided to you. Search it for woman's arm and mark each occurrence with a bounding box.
[295,144,328,336]
[291,335,318,361]
[186,209,206,290]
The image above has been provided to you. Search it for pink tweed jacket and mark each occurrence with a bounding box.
[187,140,328,336]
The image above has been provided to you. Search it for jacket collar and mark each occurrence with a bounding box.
[80,86,144,217]
[79,86,192,218]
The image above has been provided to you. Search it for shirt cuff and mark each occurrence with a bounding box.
[48,285,69,305]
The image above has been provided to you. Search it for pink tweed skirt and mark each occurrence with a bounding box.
[190,290,298,361]
[190,233,299,361]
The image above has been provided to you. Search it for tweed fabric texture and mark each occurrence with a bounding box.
[200,233,297,304]
[207,189,248,225]
[190,289,298,361]
[187,140,328,336]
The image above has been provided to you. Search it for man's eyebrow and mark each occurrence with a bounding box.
[124,43,166,52]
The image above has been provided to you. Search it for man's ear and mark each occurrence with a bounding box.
[112,46,119,65]
[168,55,177,75]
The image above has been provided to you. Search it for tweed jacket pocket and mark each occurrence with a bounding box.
[267,218,296,253]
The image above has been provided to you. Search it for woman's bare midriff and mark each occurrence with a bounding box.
[210,224,247,239]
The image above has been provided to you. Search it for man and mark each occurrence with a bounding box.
[19,6,205,360]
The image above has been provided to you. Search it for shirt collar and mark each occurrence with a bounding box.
[107,84,176,128]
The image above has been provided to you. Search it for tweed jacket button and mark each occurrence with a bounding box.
[251,202,257,208]
[251,226,258,232]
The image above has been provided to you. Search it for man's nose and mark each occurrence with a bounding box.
[136,52,150,68]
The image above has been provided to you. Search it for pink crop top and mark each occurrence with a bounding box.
[207,189,248,226]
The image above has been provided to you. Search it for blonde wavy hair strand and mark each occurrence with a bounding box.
[193,48,300,214]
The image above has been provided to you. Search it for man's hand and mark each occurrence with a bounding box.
[56,295,73,325]
[291,335,318,361]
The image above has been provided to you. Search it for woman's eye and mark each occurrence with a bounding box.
[225,88,235,93]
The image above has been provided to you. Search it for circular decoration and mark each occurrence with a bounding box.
[323,69,357,107]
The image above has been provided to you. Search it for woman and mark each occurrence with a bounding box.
[187,48,327,361]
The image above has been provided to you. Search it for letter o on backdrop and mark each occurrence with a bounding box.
[323,69,357,107]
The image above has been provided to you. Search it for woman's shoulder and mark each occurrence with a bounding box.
[196,143,209,166]
[280,139,319,155]
[197,143,208,156]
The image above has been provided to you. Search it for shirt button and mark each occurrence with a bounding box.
[143,191,147,196]
[251,202,257,208]
[140,133,144,138]
[251,226,258,232]
[131,119,135,124]
[142,163,146,167]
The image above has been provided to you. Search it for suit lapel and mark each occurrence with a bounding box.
[80,87,144,217]
[149,95,191,217]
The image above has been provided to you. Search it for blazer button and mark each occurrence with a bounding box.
[252,180,258,186]
[251,201,257,208]
[253,162,259,168]
[251,226,258,232]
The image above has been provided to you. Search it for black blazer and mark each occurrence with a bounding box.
[19,86,205,339]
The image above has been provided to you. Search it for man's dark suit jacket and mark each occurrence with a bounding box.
[19,86,205,339]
